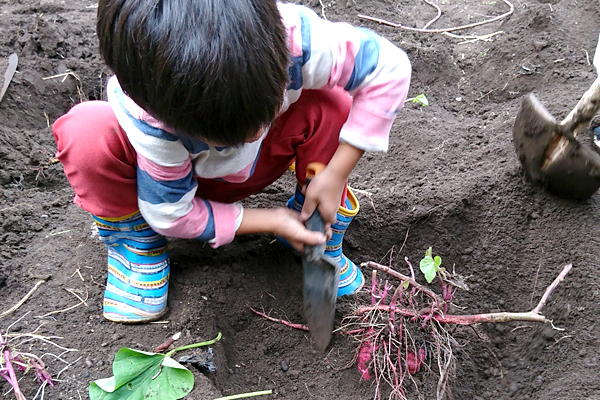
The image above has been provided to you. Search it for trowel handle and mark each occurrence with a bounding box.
[304,162,327,263]
[561,76,600,137]
[305,162,326,182]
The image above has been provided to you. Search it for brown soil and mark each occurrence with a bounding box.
[1,0,600,399]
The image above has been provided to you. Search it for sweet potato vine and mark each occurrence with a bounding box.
[336,251,571,400]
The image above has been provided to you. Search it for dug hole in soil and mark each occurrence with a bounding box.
[1,0,599,399]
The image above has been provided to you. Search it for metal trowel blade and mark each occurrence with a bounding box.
[513,93,560,182]
[302,254,340,352]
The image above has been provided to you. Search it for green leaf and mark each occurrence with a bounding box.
[402,280,411,289]
[113,348,164,388]
[89,348,193,400]
[413,93,429,106]
[419,247,441,284]
[90,376,116,393]
[419,256,436,283]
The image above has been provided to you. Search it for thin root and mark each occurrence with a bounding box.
[246,304,309,331]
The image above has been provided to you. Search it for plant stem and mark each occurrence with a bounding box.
[0,330,26,400]
[213,389,273,400]
[358,304,551,324]
[3,349,25,400]
[362,261,445,305]
[532,264,572,314]
[0,279,46,319]
[359,263,572,326]
[370,270,377,305]
[165,332,222,357]
[246,305,310,331]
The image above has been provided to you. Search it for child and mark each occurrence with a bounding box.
[52,0,411,323]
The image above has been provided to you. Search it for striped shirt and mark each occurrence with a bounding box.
[106,2,411,247]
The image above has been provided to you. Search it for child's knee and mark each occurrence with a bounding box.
[53,101,139,217]
[53,100,135,170]
[53,101,117,150]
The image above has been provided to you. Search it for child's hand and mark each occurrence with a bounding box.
[274,208,330,252]
[299,142,365,225]
[299,168,346,225]
[237,208,329,252]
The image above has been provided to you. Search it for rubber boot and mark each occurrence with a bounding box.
[93,212,170,323]
[286,186,364,296]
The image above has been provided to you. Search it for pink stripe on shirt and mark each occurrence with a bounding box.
[280,6,303,58]
[354,77,409,112]
[208,200,238,248]
[218,159,256,183]
[153,197,211,239]
[327,33,360,90]
[137,154,191,180]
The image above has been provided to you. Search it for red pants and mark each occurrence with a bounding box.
[52,89,352,218]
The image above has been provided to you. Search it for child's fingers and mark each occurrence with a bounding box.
[320,205,337,225]
[302,229,327,245]
[289,229,327,252]
[299,196,318,221]
[301,202,336,225]
[324,223,332,240]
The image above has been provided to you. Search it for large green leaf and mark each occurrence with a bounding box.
[89,348,193,400]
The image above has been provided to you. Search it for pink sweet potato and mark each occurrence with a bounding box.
[357,327,377,380]
[406,347,426,375]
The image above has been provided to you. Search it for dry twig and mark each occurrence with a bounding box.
[359,0,514,34]
[35,289,89,319]
[0,280,46,319]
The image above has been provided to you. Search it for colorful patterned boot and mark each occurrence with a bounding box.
[93,212,170,323]
[286,186,364,296]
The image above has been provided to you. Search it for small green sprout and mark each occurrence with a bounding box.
[419,247,442,284]
[404,93,429,106]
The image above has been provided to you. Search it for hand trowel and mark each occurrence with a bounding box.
[302,162,341,352]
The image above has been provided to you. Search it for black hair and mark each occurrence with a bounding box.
[97,0,289,145]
